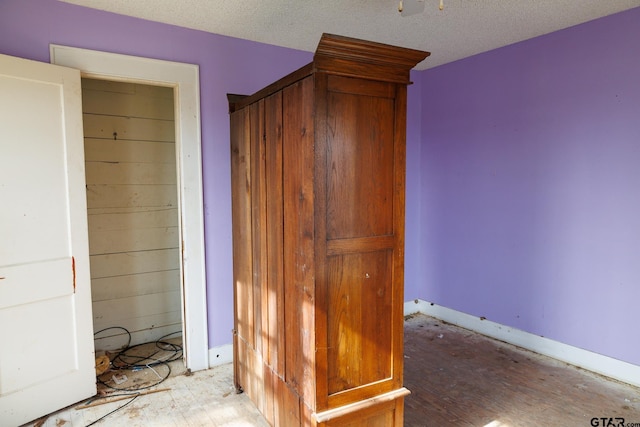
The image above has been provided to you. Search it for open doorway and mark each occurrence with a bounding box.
[51,45,209,372]
[82,78,184,371]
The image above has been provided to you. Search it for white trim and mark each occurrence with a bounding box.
[405,299,640,389]
[50,45,209,372]
[208,344,233,367]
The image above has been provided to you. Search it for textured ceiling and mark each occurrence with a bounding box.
[61,0,640,70]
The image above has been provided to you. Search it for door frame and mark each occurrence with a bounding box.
[50,45,209,371]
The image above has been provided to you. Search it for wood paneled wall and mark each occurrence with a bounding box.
[81,78,181,351]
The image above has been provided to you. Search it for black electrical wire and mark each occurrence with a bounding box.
[93,327,183,391]
[110,341,182,370]
[93,326,132,351]
[83,327,184,425]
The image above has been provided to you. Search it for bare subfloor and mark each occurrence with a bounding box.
[403,313,640,427]
[24,361,268,427]
[25,315,640,426]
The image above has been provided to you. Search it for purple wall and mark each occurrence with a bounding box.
[404,70,424,299]
[0,0,312,349]
[419,7,640,365]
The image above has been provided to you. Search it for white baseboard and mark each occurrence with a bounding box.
[208,344,233,368]
[405,299,640,389]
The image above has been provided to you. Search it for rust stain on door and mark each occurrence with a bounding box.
[72,256,76,293]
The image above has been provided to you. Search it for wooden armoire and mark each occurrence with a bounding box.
[229,33,429,426]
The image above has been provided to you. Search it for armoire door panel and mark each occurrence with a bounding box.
[326,250,393,395]
[326,90,396,240]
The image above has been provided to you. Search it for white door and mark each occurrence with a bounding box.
[0,54,96,426]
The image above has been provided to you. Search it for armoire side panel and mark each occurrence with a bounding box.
[250,100,267,359]
[230,106,252,392]
[264,91,285,376]
[282,76,316,402]
[390,81,409,394]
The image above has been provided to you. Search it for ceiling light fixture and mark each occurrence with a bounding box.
[398,0,443,16]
